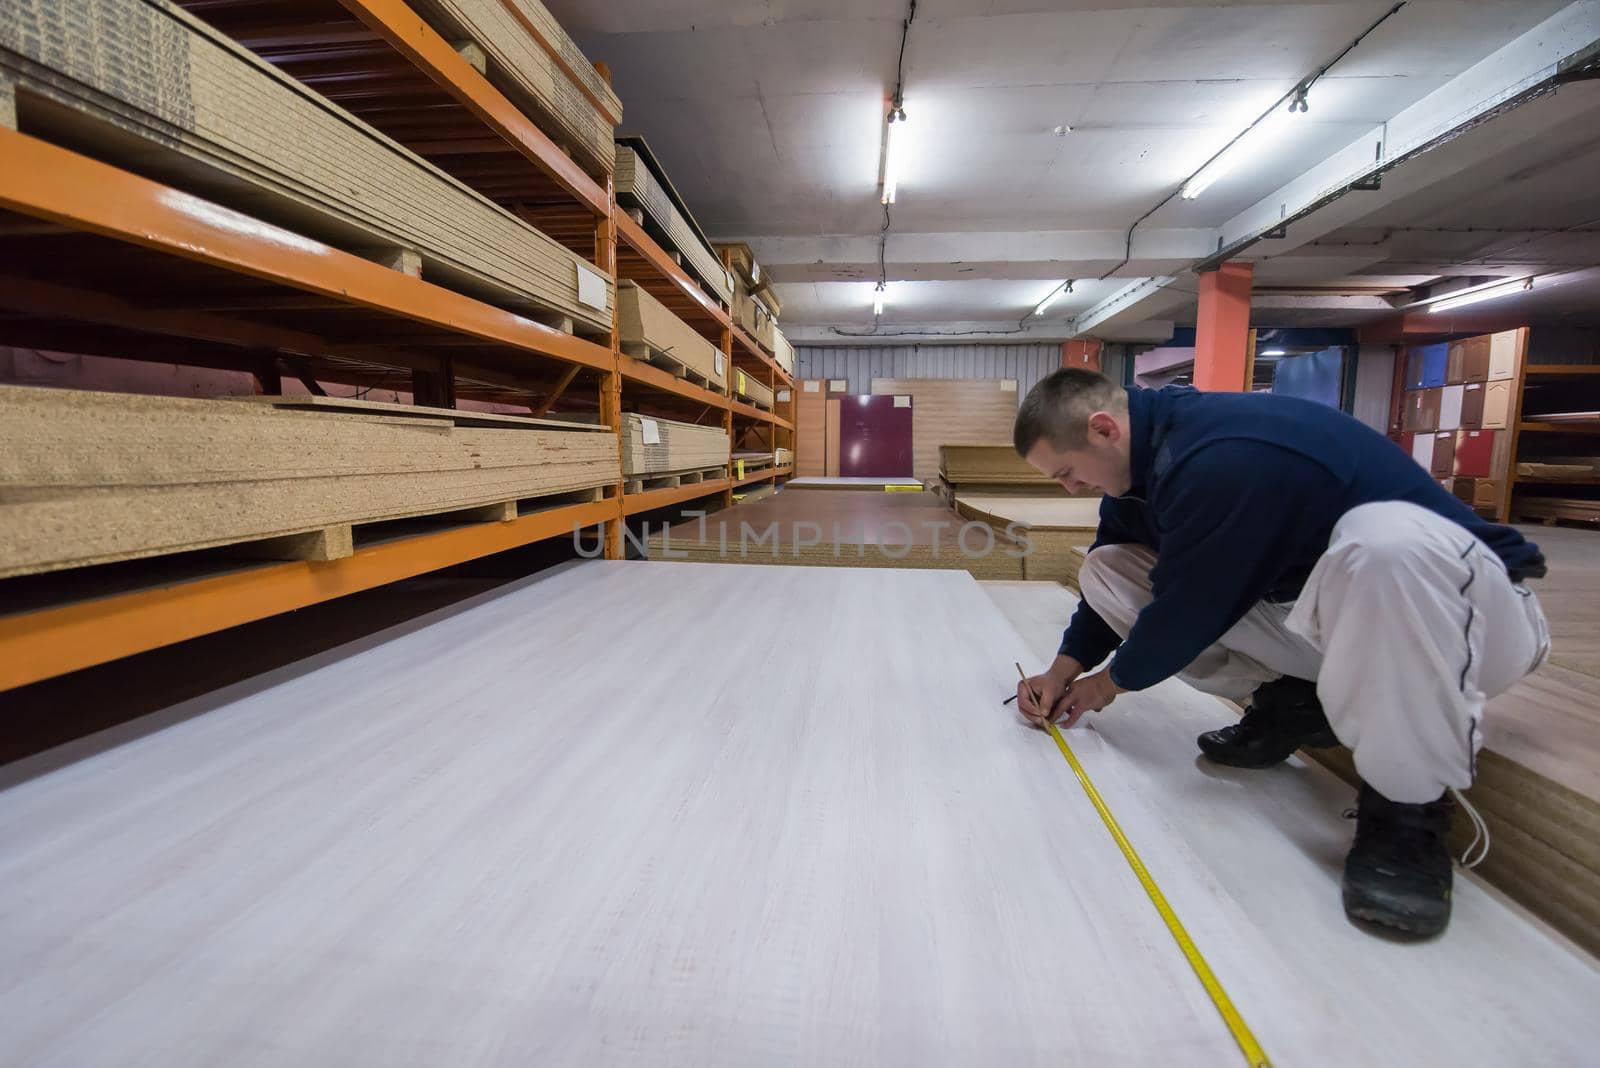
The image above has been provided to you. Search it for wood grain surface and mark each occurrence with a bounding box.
[870,380,1019,479]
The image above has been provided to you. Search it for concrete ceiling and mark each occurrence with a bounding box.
[547,0,1600,342]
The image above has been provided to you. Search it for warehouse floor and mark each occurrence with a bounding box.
[2,561,1595,1065]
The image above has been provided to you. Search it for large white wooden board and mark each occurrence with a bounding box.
[2,562,1244,1065]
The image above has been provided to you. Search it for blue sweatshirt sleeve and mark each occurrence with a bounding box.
[1107,441,1340,692]
[1056,503,1141,667]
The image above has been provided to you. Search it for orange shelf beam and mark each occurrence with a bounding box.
[0,499,615,692]
[615,209,730,330]
[1518,422,1600,434]
[1522,365,1600,375]
[618,354,730,408]
[0,129,614,374]
[339,0,608,217]
[621,478,734,517]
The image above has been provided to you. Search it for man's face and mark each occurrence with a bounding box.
[1023,413,1133,497]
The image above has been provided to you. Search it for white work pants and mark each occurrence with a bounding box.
[1079,502,1550,803]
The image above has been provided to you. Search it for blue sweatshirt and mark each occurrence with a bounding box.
[1059,386,1547,691]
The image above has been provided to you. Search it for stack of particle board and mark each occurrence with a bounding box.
[618,281,726,390]
[716,241,780,314]
[619,413,729,478]
[614,139,732,306]
[772,329,796,376]
[954,495,1101,586]
[734,283,778,351]
[774,447,794,467]
[938,444,1060,497]
[405,0,621,177]
[871,379,1019,480]
[0,386,619,577]
[734,370,775,410]
[0,0,612,333]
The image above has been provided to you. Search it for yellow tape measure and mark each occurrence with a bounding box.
[1041,716,1271,1067]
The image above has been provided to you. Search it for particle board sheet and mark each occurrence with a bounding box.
[978,579,1600,1066]
[648,489,1024,580]
[786,477,924,490]
[825,399,842,477]
[735,373,774,410]
[795,380,828,476]
[619,413,728,478]
[0,562,1213,1063]
[0,385,619,577]
[0,0,611,332]
[617,281,725,389]
[772,328,796,375]
[956,495,1101,585]
[773,447,793,467]
[871,380,1019,479]
[614,141,732,305]
[939,444,1055,487]
[406,0,618,176]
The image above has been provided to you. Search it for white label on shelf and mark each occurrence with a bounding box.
[574,262,607,310]
[750,261,761,285]
[715,352,725,376]
[777,389,792,402]
[1000,380,1018,392]
[641,418,661,445]
[893,395,911,408]
[829,379,848,391]
[803,381,821,393]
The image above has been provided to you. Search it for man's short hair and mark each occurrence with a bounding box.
[1013,368,1127,455]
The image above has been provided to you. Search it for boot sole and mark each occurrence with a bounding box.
[1345,902,1449,940]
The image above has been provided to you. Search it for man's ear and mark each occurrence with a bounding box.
[1086,410,1120,443]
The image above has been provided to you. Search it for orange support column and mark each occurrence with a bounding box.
[1061,338,1102,371]
[1193,261,1253,392]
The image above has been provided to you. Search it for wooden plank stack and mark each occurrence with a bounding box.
[619,413,729,478]
[938,444,1060,497]
[409,0,621,177]
[735,370,775,410]
[953,495,1101,585]
[0,386,619,578]
[0,0,612,333]
[871,379,1019,480]
[614,140,732,305]
[772,328,797,376]
[617,281,725,389]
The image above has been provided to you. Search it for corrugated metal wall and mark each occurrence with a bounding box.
[796,343,1124,395]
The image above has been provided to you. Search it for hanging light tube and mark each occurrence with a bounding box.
[881,105,907,205]
[1428,276,1533,313]
[872,284,886,317]
[1181,104,1297,200]
[1032,280,1072,317]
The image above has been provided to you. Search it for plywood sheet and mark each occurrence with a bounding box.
[734,372,774,409]
[795,380,828,477]
[939,444,1054,486]
[956,495,1100,585]
[825,398,841,477]
[0,0,611,332]
[0,385,618,576]
[871,379,1019,479]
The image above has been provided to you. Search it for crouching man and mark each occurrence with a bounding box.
[1014,369,1549,938]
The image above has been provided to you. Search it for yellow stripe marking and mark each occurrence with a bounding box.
[1044,719,1272,1067]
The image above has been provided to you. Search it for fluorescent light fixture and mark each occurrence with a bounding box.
[1428,276,1533,313]
[1181,104,1296,200]
[1032,281,1072,317]
[872,284,885,317]
[1259,349,1287,357]
[881,108,907,205]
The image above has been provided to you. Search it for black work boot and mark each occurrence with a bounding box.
[1342,784,1454,939]
[1196,677,1338,769]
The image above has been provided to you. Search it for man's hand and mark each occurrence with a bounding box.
[1016,655,1083,729]
[1058,669,1125,728]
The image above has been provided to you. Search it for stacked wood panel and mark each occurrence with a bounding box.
[938,444,1058,497]
[620,413,730,478]
[409,0,621,176]
[618,281,726,389]
[0,0,612,333]
[0,386,619,578]
[735,370,775,410]
[615,142,732,305]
